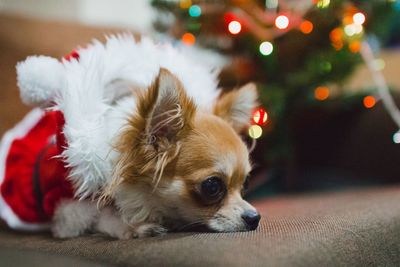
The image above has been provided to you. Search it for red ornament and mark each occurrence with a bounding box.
[252,108,268,126]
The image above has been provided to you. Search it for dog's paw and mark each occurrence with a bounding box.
[107,222,136,240]
[110,225,135,240]
[133,223,167,238]
[95,208,135,240]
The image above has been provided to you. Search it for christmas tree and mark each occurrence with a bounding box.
[151,0,400,193]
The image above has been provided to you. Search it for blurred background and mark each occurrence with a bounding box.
[1,0,400,199]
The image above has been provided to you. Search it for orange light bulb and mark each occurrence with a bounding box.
[363,96,376,108]
[314,86,330,101]
[181,33,195,46]
[300,20,313,34]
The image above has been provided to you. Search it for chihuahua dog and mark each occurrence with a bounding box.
[1,36,260,239]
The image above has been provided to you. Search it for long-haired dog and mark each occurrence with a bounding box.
[0,36,260,238]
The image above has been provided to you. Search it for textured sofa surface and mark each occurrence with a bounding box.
[0,186,399,267]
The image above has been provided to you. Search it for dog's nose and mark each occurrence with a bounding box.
[241,210,261,230]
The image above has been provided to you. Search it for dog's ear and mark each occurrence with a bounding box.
[214,83,258,133]
[141,68,196,149]
[103,69,196,198]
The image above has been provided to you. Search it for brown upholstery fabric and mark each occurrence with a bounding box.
[0,186,399,267]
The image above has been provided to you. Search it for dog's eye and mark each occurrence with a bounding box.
[201,176,225,201]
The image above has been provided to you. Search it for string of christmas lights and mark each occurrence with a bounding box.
[164,0,399,142]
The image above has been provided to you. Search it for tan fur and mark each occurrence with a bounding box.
[214,83,258,132]
[103,68,195,198]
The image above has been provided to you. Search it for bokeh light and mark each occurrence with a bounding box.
[363,96,376,108]
[259,41,274,56]
[275,15,289,30]
[181,33,196,45]
[320,61,332,73]
[228,21,242,35]
[179,0,192,9]
[393,132,400,144]
[189,5,201,17]
[316,0,330,8]
[330,28,344,50]
[252,108,268,125]
[349,41,361,53]
[343,15,353,25]
[344,24,363,36]
[344,24,356,36]
[330,28,343,42]
[314,86,330,101]
[353,12,366,25]
[248,125,263,139]
[354,24,363,34]
[300,20,314,34]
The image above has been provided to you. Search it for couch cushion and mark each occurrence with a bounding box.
[0,186,399,267]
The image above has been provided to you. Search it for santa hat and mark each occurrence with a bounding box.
[16,56,65,107]
[16,49,81,107]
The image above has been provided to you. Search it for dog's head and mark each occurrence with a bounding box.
[110,68,260,232]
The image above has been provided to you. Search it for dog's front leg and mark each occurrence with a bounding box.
[52,199,167,239]
[95,208,167,239]
[52,199,99,238]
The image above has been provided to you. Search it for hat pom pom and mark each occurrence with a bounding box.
[16,56,65,107]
